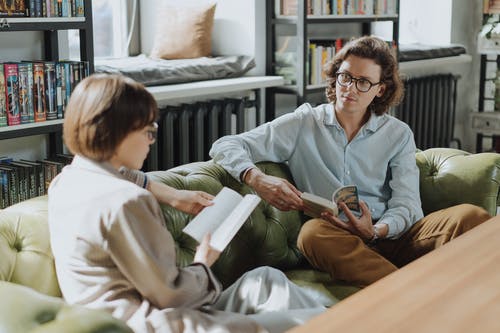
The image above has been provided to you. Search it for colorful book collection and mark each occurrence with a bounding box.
[0,60,89,127]
[307,39,346,86]
[278,0,398,16]
[0,0,85,18]
[0,154,73,209]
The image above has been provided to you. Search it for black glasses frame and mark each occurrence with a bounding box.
[335,72,382,93]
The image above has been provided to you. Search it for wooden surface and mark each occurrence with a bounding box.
[289,216,500,333]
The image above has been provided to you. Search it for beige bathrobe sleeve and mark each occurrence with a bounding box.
[106,191,221,309]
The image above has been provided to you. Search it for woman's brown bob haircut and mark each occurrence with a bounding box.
[324,36,403,115]
[63,74,159,161]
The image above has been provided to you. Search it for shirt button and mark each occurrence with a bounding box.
[346,170,350,175]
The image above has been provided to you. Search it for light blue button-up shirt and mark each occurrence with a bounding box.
[209,103,424,239]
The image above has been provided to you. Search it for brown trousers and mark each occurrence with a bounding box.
[297,204,491,287]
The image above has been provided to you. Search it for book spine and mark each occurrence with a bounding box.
[44,62,57,120]
[0,64,6,127]
[0,169,7,208]
[33,62,47,122]
[55,62,65,119]
[75,0,84,17]
[17,62,34,124]
[4,63,21,126]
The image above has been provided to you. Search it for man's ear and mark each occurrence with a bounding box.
[376,84,386,98]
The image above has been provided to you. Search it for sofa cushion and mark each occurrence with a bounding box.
[150,2,216,60]
[416,148,500,215]
[0,196,60,297]
[0,281,133,333]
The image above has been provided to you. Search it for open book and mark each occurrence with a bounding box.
[301,185,360,218]
[182,187,261,252]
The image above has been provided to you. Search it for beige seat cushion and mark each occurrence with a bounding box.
[150,2,216,60]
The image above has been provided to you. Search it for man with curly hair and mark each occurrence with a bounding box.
[210,36,490,287]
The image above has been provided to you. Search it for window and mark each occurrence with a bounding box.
[68,0,128,60]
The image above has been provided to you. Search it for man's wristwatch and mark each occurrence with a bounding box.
[368,224,381,245]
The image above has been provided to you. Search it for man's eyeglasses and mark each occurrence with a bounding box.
[335,72,382,93]
[145,122,158,142]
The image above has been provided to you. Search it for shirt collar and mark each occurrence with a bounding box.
[324,104,386,133]
[71,155,125,180]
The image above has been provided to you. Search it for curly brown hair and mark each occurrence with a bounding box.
[324,36,403,115]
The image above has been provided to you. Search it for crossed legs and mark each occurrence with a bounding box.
[297,204,491,287]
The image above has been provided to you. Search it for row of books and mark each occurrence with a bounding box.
[0,0,84,18]
[278,0,398,16]
[307,39,346,86]
[0,60,89,127]
[276,37,395,86]
[0,154,73,209]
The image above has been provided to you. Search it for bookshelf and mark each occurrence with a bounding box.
[0,0,94,208]
[0,0,93,153]
[472,4,500,152]
[265,0,399,121]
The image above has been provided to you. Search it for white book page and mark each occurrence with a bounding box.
[210,194,261,252]
[183,187,243,243]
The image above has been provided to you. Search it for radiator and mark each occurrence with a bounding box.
[393,74,460,150]
[144,96,256,171]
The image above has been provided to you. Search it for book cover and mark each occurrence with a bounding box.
[4,63,21,126]
[33,62,46,122]
[0,64,6,127]
[301,185,360,218]
[44,61,57,120]
[20,159,45,196]
[183,187,261,252]
[55,62,65,119]
[75,0,83,17]
[18,62,34,124]
[0,165,19,206]
[10,161,36,199]
[0,168,9,208]
[0,0,28,17]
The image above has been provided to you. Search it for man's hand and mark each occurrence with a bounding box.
[149,181,214,215]
[244,168,303,211]
[193,234,220,267]
[321,201,375,241]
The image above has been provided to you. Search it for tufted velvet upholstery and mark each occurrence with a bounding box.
[0,148,499,331]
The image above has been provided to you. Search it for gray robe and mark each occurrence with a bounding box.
[48,156,325,333]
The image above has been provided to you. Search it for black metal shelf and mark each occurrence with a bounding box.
[265,0,400,121]
[0,17,86,31]
[274,14,398,25]
[0,120,63,140]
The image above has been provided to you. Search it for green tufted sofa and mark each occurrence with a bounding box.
[1,148,499,332]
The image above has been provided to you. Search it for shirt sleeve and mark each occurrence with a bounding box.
[106,192,222,309]
[209,104,308,181]
[118,167,148,189]
[378,128,424,239]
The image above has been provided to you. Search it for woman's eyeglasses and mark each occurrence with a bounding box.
[145,122,158,142]
[335,72,382,93]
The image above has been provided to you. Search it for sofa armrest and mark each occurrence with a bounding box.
[416,148,500,216]
[0,281,132,333]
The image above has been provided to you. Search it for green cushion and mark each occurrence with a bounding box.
[0,281,132,333]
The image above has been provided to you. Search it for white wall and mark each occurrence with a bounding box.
[399,0,452,45]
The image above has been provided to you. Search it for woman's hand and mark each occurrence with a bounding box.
[321,201,375,241]
[149,181,214,215]
[244,168,303,211]
[193,234,220,267]
[169,190,214,215]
